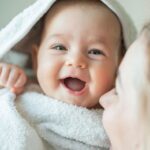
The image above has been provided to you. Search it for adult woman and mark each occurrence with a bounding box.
[100,23,150,150]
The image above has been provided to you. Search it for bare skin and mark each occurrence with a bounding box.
[100,24,150,150]
[33,1,121,108]
[0,63,27,94]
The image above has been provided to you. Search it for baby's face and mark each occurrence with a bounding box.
[35,2,121,108]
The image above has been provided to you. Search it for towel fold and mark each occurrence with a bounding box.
[0,1,137,149]
[0,0,136,59]
[0,88,45,150]
[0,84,110,150]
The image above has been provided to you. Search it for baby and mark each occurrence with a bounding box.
[0,0,136,149]
[0,0,124,108]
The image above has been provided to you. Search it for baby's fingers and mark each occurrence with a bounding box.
[0,65,10,86]
[11,87,24,94]
[6,68,21,88]
[14,73,27,88]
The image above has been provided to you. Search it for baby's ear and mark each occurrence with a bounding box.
[31,44,38,73]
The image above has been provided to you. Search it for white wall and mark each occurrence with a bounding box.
[117,0,150,31]
[0,0,150,32]
[0,0,35,29]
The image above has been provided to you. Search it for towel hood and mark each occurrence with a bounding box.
[0,0,137,58]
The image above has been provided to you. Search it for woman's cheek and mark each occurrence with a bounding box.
[102,106,117,132]
[102,106,124,150]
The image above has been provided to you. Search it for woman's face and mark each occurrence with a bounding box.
[100,32,150,149]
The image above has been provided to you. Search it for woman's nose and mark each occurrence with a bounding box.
[99,89,118,109]
[65,52,87,69]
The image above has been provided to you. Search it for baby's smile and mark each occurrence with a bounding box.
[35,0,122,107]
[60,76,87,96]
[63,77,86,91]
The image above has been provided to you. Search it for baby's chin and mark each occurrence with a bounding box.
[45,89,101,108]
[56,96,101,109]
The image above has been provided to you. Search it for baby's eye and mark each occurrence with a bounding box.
[88,49,105,56]
[88,49,106,60]
[51,44,67,51]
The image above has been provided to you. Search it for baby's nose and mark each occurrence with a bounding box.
[65,53,87,69]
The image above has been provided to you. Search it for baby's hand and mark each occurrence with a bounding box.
[0,63,27,94]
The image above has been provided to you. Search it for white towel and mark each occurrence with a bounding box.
[0,84,110,150]
[0,88,45,150]
[0,0,137,149]
[0,0,137,59]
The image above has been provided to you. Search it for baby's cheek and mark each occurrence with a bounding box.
[96,72,115,93]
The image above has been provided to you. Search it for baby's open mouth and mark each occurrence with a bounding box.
[62,77,86,92]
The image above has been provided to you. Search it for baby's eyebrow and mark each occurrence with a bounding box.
[48,34,66,40]
[87,36,106,44]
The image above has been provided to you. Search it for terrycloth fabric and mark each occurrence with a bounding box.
[0,0,136,149]
[0,0,137,59]
[0,84,110,150]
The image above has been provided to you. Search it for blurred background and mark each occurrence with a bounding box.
[0,0,150,32]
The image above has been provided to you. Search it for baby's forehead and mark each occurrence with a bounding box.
[44,0,116,21]
[42,0,121,35]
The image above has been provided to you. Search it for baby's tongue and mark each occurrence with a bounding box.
[64,77,85,91]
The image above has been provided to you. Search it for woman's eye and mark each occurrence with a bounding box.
[88,49,105,56]
[51,44,67,51]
